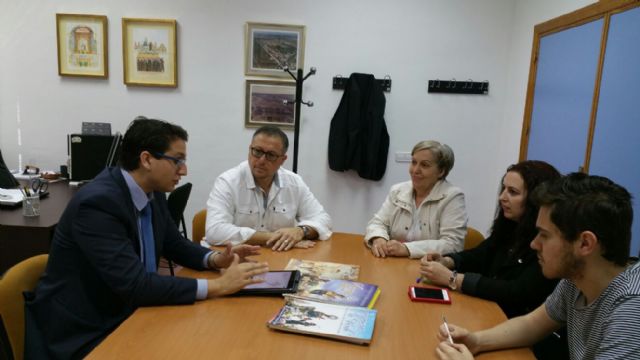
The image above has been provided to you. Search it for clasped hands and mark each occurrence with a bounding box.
[419,253,455,287]
[265,227,315,252]
[369,237,410,258]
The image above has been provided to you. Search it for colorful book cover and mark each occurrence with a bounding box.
[285,259,360,281]
[267,299,377,344]
[285,278,381,308]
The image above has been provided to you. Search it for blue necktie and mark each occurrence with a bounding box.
[140,203,156,273]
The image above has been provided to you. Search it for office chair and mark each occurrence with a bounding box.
[463,227,485,250]
[0,150,19,188]
[164,182,193,276]
[192,209,207,245]
[0,254,48,360]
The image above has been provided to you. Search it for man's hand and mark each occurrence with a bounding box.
[437,323,478,354]
[207,254,269,297]
[435,342,475,360]
[265,227,304,251]
[386,239,410,257]
[294,240,316,249]
[211,243,261,269]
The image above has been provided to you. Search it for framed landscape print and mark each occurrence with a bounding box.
[245,22,305,78]
[122,18,177,87]
[245,80,296,129]
[56,14,108,78]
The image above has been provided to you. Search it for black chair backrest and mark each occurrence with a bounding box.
[0,150,19,188]
[167,182,192,228]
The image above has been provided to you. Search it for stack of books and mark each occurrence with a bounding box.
[266,259,380,345]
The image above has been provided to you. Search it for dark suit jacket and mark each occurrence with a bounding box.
[328,73,389,181]
[24,167,210,359]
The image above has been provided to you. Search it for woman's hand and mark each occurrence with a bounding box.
[386,240,410,257]
[370,237,390,258]
[420,258,454,287]
[422,253,455,268]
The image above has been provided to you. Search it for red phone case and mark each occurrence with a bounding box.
[408,286,452,304]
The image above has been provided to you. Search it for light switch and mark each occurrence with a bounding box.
[395,152,412,162]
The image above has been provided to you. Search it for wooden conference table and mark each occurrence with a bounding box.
[89,233,534,360]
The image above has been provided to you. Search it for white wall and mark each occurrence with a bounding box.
[0,0,592,236]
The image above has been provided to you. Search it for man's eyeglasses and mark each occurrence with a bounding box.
[152,152,187,167]
[250,147,283,162]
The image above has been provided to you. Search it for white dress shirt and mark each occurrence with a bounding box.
[205,161,332,245]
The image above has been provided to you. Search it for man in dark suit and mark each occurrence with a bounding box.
[24,117,269,359]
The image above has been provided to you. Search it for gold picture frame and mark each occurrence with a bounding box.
[122,18,177,87]
[245,22,305,78]
[56,14,108,78]
[245,80,296,129]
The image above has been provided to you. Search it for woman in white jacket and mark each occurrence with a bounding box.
[364,140,467,259]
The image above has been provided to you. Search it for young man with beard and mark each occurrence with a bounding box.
[434,173,640,360]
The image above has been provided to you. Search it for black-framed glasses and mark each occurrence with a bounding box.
[250,147,283,162]
[152,152,187,167]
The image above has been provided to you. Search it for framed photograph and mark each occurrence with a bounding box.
[56,14,108,78]
[245,22,305,78]
[245,80,296,129]
[122,18,177,87]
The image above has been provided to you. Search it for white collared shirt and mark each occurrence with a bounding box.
[205,161,332,245]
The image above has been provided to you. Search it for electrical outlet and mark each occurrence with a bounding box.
[395,152,412,163]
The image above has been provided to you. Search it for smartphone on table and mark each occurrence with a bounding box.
[408,286,451,304]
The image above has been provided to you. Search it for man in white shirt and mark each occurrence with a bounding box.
[205,126,332,251]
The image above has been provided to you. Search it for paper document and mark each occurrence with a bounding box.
[0,188,24,205]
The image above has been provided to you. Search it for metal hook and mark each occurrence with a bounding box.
[449,78,456,89]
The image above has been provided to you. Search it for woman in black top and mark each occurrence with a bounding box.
[419,160,560,318]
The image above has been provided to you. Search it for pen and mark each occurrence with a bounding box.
[442,315,454,345]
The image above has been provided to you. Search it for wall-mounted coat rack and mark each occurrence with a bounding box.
[333,75,392,92]
[428,79,489,94]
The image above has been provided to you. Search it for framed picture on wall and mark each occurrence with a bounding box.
[245,22,305,78]
[245,80,296,129]
[56,14,108,78]
[122,18,177,87]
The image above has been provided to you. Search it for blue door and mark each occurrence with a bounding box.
[589,7,640,256]
[527,19,603,174]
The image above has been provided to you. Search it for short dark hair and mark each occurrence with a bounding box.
[532,172,633,266]
[119,116,188,171]
[491,160,561,256]
[252,126,289,153]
